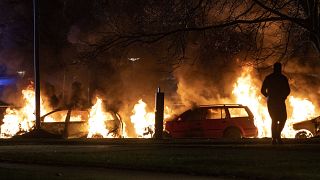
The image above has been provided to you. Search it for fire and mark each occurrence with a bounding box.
[130,99,173,138]
[87,97,115,138]
[2,68,316,139]
[288,96,316,123]
[282,96,317,137]
[232,67,318,138]
[232,68,271,137]
[0,84,51,138]
[0,83,125,138]
[130,99,155,138]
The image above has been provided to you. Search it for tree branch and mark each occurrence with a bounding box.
[252,0,309,31]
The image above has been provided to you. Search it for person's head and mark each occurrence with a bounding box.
[273,62,282,74]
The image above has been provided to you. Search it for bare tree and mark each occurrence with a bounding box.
[78,0,319,65]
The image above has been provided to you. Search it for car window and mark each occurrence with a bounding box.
[228,108,249,118]
[206,108,226,119]
[179,109,203,121]
[43,110,89,122]
[44,110,68,122]
[70,111,89,122]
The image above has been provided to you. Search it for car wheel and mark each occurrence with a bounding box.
[91,134,104,138]
[223,127,242,139]
[295,130,313,139]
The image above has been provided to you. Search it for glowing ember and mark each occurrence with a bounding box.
[232,67,318,138]
[87,97,115,138]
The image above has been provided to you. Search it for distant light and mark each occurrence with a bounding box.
[128,58,140,62]
[17,71,26,77]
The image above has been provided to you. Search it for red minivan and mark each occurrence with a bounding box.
[165,104,258,138]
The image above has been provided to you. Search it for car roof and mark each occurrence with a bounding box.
[198,104,246,108]
[42,109,89,118]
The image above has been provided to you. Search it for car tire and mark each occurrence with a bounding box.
[295,131,313,139]
[223,127,242,139]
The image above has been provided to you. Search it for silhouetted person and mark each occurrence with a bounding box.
[44,82,60,109]
[70,81,86,109]
[261,62,290,144]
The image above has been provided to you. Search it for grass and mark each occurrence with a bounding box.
[0,140,319,179]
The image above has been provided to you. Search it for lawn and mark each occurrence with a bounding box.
[0,138,319,179]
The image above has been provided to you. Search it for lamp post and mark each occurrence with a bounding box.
[34,0,41,130]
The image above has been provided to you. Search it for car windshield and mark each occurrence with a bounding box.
[43,110,88,122]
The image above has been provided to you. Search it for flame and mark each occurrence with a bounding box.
[0,84,125,138]
[232,68,271,137]
[232,67,318,138]
[130,99,155,138]
[130,99,173,138]
[87,97,115,138]
[282,96,316,137]
[0,84,51,138]
[164,106,174,120]
[288,96,316,123]
[2,68,316,139]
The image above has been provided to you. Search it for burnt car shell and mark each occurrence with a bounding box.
[292,116,320,138]
[41,109,122,138]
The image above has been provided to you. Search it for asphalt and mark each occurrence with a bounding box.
[0,162,219,180]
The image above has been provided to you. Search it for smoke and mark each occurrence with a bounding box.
[1,1,320,138]
[284,58,320,108]
[174,62,235,106]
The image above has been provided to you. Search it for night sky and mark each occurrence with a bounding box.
[0,0,319,115]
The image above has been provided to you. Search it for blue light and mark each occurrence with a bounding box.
[0,77,16,86]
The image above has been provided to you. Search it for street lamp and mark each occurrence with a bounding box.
[33,0,40,130]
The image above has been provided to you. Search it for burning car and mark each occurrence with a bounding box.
[0,92,124,139]
[40,108,123,138]
[292,116,320,138]
[164,104,258,139]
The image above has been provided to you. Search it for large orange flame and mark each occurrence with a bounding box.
[0,84,51,138]
[87,97,116,138]
[130,99,155,138]
[130,99,173,138]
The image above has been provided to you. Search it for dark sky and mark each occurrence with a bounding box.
[0,0,319,111]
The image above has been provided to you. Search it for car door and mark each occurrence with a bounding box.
[172,108,204,138]
[227,107,252,133]
[203,107,227,138]
[188,108,205,137]
[171,110,193,138]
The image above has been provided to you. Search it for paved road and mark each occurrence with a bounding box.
[0,162,219,180]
